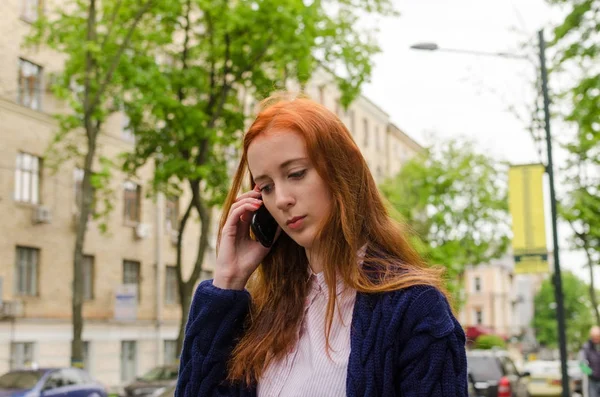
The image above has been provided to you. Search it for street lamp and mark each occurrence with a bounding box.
[410,42,529,60]
[411,30,570,397]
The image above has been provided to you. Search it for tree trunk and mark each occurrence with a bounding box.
[72,0,97,368]
[176,283,193,355]
[175,180,212,354]
[71,140,96,366]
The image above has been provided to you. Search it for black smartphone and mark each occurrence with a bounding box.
[250,200,278,248]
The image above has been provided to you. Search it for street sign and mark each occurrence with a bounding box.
[114,284,137,321]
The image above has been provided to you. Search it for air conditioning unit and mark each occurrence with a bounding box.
[134,223,150,240]
[33,205,52,224]
[0,301,24,318]
[169,230,179,246]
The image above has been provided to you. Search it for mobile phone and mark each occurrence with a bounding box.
[250,199,278,248]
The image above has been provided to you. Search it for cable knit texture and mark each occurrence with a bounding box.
[175,280,467,397]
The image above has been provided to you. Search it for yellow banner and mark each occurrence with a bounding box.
[508,164,549,274]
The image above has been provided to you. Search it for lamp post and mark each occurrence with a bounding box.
[411,29,570,397]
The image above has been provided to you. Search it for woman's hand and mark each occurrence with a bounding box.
[214,188,279,290]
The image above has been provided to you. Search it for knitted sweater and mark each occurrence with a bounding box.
[175,280,468,396]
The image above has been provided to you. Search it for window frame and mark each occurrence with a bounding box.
[14,152,41,205]
[123,260,141,301]
[21,0,44,22]
[15,246,39,296]
[17,58,43,110]
[82,255,95,301]
[123,181,141,225]
[165,196,179,231]
[474,276,482,293]
[164,266,178,305]
[10,342,36,369]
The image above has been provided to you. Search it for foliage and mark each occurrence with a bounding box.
[26,0,164,364]
[380,137,510,302]
[532,271,594,352]
[474,334,507,350]
[547,0,600,325]
[118,0,396,352]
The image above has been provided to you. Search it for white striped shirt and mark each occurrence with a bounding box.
[257,272,357,397]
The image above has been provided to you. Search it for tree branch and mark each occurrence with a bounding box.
[100,0,123,51]
[177,0,192,103]
[83,0,98,141]
[88,0,154,115]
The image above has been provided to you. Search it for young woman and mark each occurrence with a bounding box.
[175,92,467,396]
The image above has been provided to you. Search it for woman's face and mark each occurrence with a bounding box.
[247,130,332,250]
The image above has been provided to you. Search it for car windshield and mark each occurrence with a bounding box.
[138,367,178,382]
[468,356,503,381]
[0,370,45,389]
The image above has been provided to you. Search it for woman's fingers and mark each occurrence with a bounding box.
[223,200,262,232]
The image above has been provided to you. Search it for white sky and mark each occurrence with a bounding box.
[361,0,591,283]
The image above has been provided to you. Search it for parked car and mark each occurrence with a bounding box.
[123,366,178,397]
[467,349,530,397]
[152,385,175,397]
[0,367,107,397]
[523,360,583,397]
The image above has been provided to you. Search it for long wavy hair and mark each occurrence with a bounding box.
[218,92,448,386]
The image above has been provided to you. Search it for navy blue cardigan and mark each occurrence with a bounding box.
[176,280,467,396]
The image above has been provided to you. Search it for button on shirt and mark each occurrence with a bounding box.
[257,272,357,397]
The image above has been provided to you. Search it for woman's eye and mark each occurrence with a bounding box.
[289,170,306,179]
[260,185,272,194]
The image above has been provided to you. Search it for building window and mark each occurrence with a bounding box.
[21,0,43,22]
[121,112,135,143]
[375,127,380,150]
[474,276,482,293]
[475,309,483,325]
[17,59,42,110]
[15,247,39,296]
[123,181,141,224]
[123,260,141,301]
[83,255,94,301]
[120,341,137,382]
[15,152,41,204]
[363,118,369,147]
[164,340,177,365]
[165,266,178,305]
[11,342,35,369]
[165,196,179,231]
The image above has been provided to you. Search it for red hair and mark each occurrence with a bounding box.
[219,92,447,385]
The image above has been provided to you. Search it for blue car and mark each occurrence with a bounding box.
[0,368,107,397]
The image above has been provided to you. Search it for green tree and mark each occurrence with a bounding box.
[26,0,163,366]
[119,0,396,352]
[547,0,600,325]
[380,137,510,301]
[533,271,594,352]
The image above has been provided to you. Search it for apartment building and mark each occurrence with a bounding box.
[459,256,518,340]
[0,0,423,388]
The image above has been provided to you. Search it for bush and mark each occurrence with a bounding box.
[474,334,506,350]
